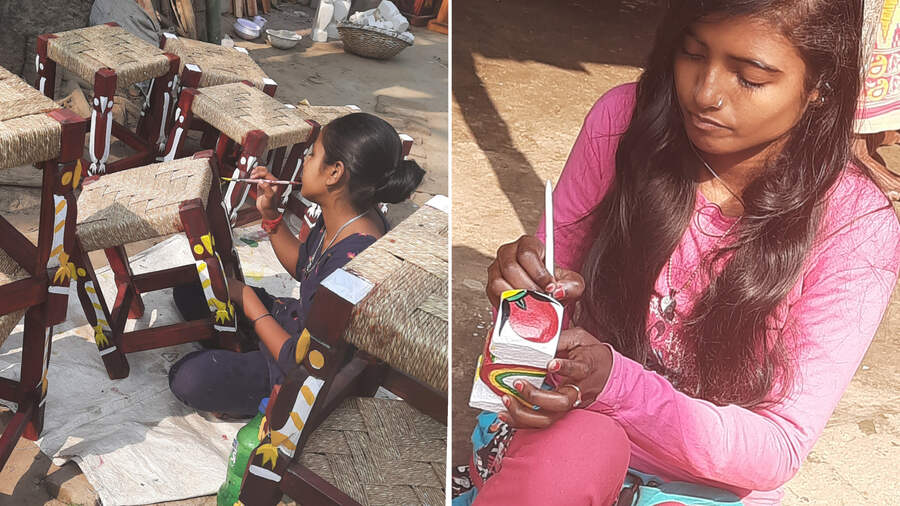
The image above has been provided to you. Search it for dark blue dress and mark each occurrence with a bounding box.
[168,216,379,417]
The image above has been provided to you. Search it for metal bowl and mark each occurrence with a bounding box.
[234,18,261,40]
[266,29,302,49]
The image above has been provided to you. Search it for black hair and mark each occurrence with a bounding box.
[576,0,863,407]
[320,112,425,211]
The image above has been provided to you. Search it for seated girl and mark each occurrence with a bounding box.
[457,0,900,505]
[168,112,425,417]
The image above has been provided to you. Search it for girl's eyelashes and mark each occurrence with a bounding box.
[737,75,765,90]
[679,46,704,60]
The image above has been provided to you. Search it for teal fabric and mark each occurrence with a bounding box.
[620,469,743,505]
[461,411,744,506]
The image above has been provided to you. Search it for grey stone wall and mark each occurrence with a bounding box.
[0,0,93,84]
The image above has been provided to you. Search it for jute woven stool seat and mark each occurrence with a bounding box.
[0,68,87,473]
[162,34,274,91]
[46,24,171,89]
[191,83,313,150]
[37,23,182,175]
[338,203,449,394]
[76,157,212,252]
[299,397,446,506]
[0,66,62,168]
[163,82,317,224]
[238,199,448,506]
[68,151,244,380]
[294,105,360,127]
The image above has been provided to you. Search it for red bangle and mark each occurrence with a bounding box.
[261,214,283,234]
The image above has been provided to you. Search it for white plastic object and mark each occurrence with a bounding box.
[312,0,334,42]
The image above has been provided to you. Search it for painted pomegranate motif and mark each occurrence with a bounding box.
[504,290,559,343]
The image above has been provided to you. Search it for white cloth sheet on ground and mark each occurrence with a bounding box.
[0,227,298,505]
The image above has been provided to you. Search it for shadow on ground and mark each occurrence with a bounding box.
[451,1,900,504]
[452,0,660,466]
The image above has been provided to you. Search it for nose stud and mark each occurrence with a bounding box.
[714,97,724,109]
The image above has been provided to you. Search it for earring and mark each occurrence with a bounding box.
[819,81,831,104]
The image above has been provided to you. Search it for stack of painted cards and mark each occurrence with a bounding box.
[469,289,564,412]
[470,179,562,413]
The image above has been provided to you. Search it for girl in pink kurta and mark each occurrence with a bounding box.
[456,1,900,505]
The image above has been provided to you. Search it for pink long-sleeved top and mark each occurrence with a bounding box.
[535,83,900,504]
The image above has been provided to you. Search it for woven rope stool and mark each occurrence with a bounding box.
[162,82,317,226]
[36,23,181,175]
[161,34,276,92]
[69,151,243,380]
[160,34,277,150]
[238,199,448,506]
[0,67,87,470]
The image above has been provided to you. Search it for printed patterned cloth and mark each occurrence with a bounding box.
[857,0,900,133]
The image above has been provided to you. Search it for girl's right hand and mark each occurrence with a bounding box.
[486,235,585,308]
[251,166,282,220]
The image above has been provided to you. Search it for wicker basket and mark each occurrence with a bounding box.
[337,22,412,60]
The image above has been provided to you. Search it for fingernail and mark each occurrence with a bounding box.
[552,287,566,299]
[502,396,510,407]
[545,283,556,293]
[514,381,524,392]
[548,360,560,372]
[498,413,508,422]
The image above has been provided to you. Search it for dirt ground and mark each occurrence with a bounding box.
[0,4,447,505]
[452,0,900,504]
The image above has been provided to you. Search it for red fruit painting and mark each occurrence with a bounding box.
[503,290,559,343]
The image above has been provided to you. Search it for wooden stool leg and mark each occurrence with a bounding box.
[400,133,414,158]
[162,88,199,162]
[223,130,269,224]
[198,151,244,283]
[104,245,145,319]
[88,69,117,176]
[137,54,180,154]
[18,304,51,441]
[199,123,218,149]
[214,132,235,168]
[238,442,284,506]
[180,199,238,348]
[72,242,130,379]
[268,146,287,180]
[35,34,58,99]
[42,110,87,325]
[242,318,348,503]
[262,77,278,97]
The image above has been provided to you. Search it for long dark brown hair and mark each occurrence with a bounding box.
[576,0,863,407]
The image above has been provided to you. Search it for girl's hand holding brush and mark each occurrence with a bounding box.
[250,166,283,220]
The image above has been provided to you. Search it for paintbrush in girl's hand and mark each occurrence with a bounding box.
[220,177,301,186]
[545,179,554,279]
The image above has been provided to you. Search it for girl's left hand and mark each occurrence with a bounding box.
[498,327,614,429]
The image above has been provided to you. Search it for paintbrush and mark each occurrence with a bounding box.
[220,177,300,186]
[545,179,554,279]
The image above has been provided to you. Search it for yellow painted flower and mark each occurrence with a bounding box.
[53,251,77,283]
[94,325,109,348]
[257,443,278,470]
[210,298,234,324]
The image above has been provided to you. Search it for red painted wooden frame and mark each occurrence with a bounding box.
[68,150,246,381]
[235,245,446,506]
[36,25,181,177]
[0,108,87,471]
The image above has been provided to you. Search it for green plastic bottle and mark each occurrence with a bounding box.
[217,397,268,506]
